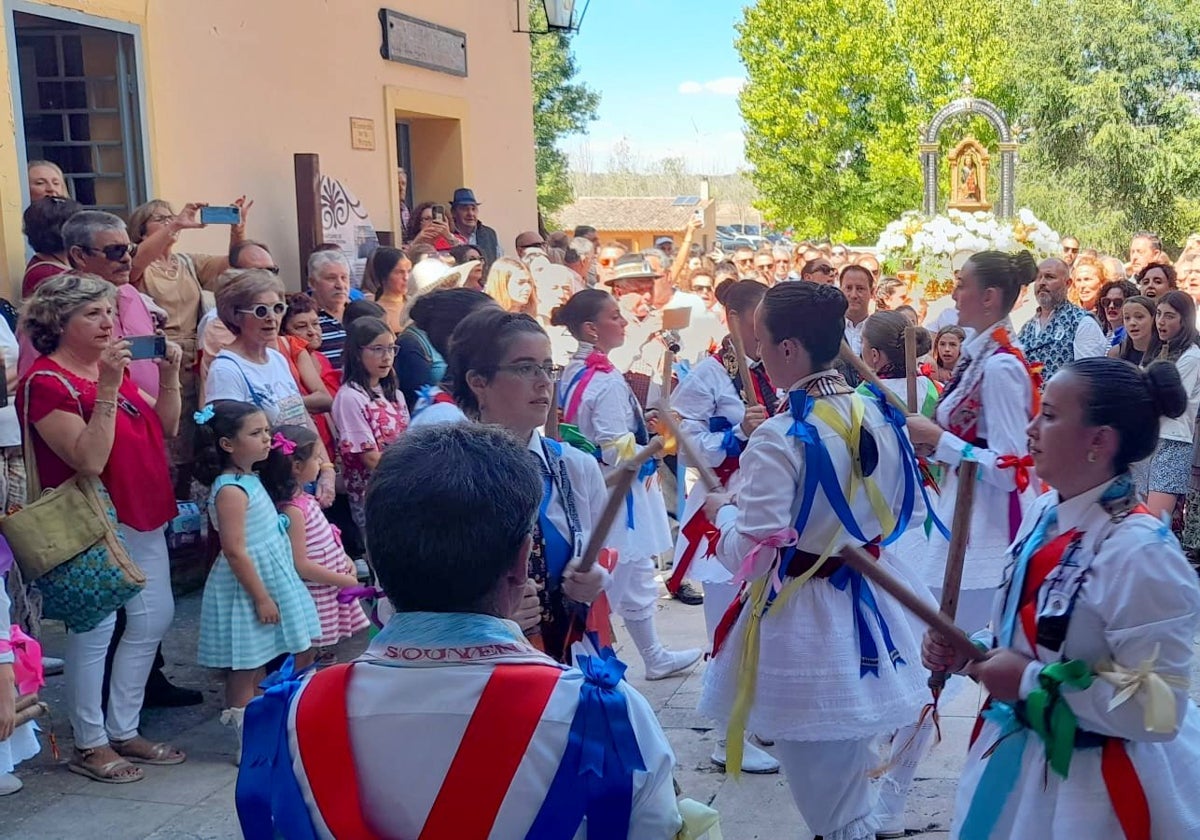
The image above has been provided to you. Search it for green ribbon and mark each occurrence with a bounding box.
[558,423,598,456]
[1024,659,1094,778]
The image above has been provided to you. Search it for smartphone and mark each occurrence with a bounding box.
[127,335,167,361]
[432,205,446,223]
[200,205,241,225]
[692,208,704,224]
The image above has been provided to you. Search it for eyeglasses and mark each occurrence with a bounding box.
[1102,298,1125,309]
[237,302,287,319]
[816,265,837,275]
[149,214,176,225]
[1063,246,1080,253]
[494,362,559,381]
[263,265,281,275]
[692,283,713,291]
[84,243,136,261]
[364,344,400,357]
[520,241,546,250]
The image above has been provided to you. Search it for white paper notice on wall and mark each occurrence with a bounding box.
[379,9,467,77]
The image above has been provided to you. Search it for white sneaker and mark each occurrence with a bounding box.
[644,647,701,680]
[220,707,245,767]
[710,739,779,774]
[874,776,907,838]
[0,772,21,796]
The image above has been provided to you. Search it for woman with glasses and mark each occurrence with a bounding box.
[204,271,336,506]
[331,317,410,535]
[403,202,463,253]
[1097,279,1140,346]
[447,307,609,662]
[129,197,253,496]
[552,290,701,681]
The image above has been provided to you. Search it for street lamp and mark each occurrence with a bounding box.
[515,0,591,34]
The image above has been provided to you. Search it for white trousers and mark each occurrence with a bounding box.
[701,580,739,647]
[65,525,174,749]
[607,553,660,622]
[776,738,879,839]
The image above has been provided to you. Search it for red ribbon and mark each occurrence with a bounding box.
[997,454,1035,493]
[668,511,720,594]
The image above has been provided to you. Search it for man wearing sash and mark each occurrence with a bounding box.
[235,425,683,839]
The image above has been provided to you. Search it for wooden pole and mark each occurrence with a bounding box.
[928,459,979,690]
[293,153,323,273]
[727,319,759,407]
[904,326,919,414]
[839,544,986,667]
[655,401,723,493]
[839,341,909,415]
[583,438,665,572]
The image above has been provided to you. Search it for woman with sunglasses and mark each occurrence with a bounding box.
[331,317,410,535]
[447,307,609,661]
[552,290,701,680]
[1098,280,1141,346]
[204,270,336,506]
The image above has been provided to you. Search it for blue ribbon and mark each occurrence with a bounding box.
[829,566,906,677]
[709,416,744,458]
[234,656,318,840]
[865,383,951,542]
[540,470,573,585]
[526,651,647,839]
[959,702,1028,840]
[624,457,659,530]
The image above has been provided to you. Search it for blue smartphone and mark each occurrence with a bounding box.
[200,205,241,225]
[127,334,166,361]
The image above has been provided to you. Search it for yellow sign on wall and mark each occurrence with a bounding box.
[350,117,376,151]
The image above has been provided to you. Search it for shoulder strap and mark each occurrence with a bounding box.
[210,354,264,408]
[293,661,563,840]
[21,369,85,500]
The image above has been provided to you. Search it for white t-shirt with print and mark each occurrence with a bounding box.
[204,348,307,427]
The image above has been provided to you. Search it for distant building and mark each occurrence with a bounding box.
[556,196,715,253]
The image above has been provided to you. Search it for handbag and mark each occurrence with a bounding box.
[3,371,145,632]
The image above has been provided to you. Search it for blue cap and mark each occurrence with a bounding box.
[451,188,480,206]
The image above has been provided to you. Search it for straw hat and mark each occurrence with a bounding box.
[605,254,658,285]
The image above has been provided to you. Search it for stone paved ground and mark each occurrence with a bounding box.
[1,585,989,839]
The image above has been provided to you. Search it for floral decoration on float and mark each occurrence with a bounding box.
[874,208,1061,299]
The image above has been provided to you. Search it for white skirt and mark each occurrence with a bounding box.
[606,472,673,566]
[953,704,1200,838]
[0,721,40,774]
[699,552,933,741]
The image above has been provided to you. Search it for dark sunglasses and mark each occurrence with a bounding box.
[692,283,713,291]
[1102,298,1125,309]
[263,265,281,275]
[520,241,546,250]
[237,302,287,319]
[84,243,136,261]
[816,265,837,274]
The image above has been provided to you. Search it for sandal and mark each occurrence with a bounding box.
[110,735,187,766]
[67,747,144,784]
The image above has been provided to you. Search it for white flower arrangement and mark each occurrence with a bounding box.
[875,208,1061,295]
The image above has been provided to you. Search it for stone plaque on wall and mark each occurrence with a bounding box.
[378,9,467,77]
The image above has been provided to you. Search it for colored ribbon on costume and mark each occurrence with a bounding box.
[958,702,1029,840]
[336,585,384,604]
[828,566,905,677]
[670,511,721,594]
[1096,643,1187,735]
[561,351,613,424]
[0,626,44,695]
[621,453,659,530]
[732,527,797,592]
[235,655,319,840]
[1025,659,1093,778]
[998,507,1058,648]
[997,454,1034,493]
[557,423,599,457]
[527,651,646,839]
[708,416,744,459]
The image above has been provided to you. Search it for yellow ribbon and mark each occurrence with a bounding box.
[675,797,722,840]
[607,433,638,465]
[1096,644,1188,734]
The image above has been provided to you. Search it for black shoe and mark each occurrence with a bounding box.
[143,671,203,708]
[672,581,704,606]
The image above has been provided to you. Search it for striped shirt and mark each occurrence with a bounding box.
[318,310,347,370]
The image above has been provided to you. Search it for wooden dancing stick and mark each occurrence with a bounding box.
[839,544,986,667]
[544,378,561,441]
[727,319,760,407]
[904,326,919,414]
[661,345,676,403]
[928,459,979,690]
[583,438,666,572]
[655,401,723,493]
[838,340,909,415]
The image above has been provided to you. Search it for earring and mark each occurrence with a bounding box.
[1087,450,1097,463]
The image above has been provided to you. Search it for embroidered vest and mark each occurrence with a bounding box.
[1017,303,1089,385]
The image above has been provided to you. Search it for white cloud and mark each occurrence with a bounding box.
[677,76,745,96]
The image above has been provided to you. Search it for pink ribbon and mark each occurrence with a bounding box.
[0,626,45,695]
[563,351,614,424]
[271,433,297,455]
[733,527,798,593]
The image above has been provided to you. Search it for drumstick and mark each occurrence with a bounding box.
[929,459,979,690]
[583,438,666,572]
[655,401,723,493]
[727,319,759,407]
[838,544,986,667]
[839,341,909,415]
[904,326,919,414]
[544,378,561,441]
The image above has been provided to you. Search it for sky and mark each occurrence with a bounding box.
[562,0,748,175]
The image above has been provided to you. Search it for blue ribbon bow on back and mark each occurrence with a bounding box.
[709,415,744,459]
[526,651,647,839]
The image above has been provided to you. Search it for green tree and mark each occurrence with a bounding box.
[529,3,600,221]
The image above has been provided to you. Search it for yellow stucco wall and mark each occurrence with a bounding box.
[0,0,538,294]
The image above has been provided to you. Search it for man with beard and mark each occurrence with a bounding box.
[1016,257,1107,385]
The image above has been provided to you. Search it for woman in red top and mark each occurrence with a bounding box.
[21,196,81,297]
[281,293,338,458]
[19,274,185,784]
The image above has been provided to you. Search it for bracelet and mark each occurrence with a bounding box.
[319,462,335,473]
[93,398,117,415]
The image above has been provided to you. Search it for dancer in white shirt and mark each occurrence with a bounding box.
[924,357,1200,839]
[553,289,701,680]
[699,282,930,840]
